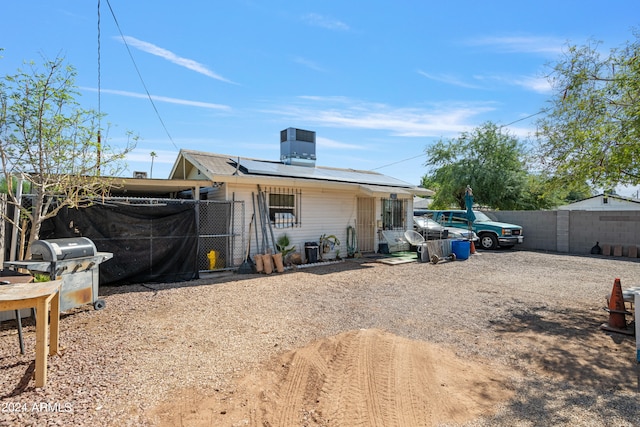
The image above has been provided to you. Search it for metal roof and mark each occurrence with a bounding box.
[168,150,434,196]
[238,159,412,187]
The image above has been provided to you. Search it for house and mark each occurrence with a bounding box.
[413,195,432,210]
[168,127,432,264]
[4,133,429,315]
[6,128,432,285]
[557,193,640,211]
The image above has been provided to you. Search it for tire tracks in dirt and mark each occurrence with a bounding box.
[154,329,514,426]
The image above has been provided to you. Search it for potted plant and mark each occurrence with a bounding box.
[276,233,298,266]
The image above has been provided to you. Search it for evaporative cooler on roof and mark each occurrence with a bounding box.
[280,127,316,167]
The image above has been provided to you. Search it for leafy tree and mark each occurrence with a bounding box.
[423,122,528,210]
[536,30,640,190]
[0,56,136,258]
[0,177,29,194]
[564,184,596,203]
[516,172,594,210]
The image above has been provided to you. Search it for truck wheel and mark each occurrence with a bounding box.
[479,234,498,250]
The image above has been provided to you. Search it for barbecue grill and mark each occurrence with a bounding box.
[3,237,113,311]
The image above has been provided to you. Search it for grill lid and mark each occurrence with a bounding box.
[31,237,98,262]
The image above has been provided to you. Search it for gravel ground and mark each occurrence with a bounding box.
[1,250,640,426]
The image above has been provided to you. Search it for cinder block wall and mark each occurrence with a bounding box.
[491,210,640,256]
[489,210,558,252]
[572,211,640,256]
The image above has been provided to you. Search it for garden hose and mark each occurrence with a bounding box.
[347,226,357,257]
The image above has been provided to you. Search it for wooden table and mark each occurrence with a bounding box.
[0,280,61,388]
[0,273,35,353]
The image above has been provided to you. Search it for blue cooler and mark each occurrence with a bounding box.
[451,240,470,260]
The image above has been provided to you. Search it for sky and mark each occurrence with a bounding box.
[1,1,639,196]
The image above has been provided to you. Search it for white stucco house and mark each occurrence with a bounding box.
[557,193,640,211]
[167,128,433,263]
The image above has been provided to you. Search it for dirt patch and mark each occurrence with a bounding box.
[152,329,514,426]
[3,251,639,426]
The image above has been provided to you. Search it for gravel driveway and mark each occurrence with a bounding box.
[1,250,639,426]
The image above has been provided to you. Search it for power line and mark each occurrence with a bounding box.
[104,0,178,151]
[370,109,550,172]
[97,0,101,174]
[499,108,550,128]
[370,153,427,171]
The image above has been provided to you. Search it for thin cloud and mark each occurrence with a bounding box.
[117,36,237,84]
[465,35,565,55]
[302,13,350,31]
[293,56,327,72]
[317,136,367,150]
[474,74,552,94]
[265,96,496,137]
[127,148,176,164]
[85,88,232,110]
[511,76,552,94]
[417,70,483,89]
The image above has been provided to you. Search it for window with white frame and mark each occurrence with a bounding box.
[266,187,301,228]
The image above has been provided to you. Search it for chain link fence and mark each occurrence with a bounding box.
[2,196,245,274]
[103,197,245,272]
[197,199,244,272]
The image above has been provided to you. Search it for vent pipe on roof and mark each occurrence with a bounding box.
[280,127,316,167]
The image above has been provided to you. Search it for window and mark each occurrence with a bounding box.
[450,214,468,226]
[382,198,406,230]
[265,187,301,228]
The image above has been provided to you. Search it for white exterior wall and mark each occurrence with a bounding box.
[225,183,359,261]
[186,167,209,181]
[298,188,358,259]
[406,198,414,231]
[219,182,416,262]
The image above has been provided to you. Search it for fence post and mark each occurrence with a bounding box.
[9,175,24,261]
[0,193,6,266]
[556,210,570,253]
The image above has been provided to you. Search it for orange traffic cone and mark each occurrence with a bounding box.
[470,241,476,254]
[601,278,634,335]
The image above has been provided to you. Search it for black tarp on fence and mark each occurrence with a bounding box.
[42,201,198,285]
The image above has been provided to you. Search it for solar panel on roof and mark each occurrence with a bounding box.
[237,159,412,187]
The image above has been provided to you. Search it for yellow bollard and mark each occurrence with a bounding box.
[207,250,217,270]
